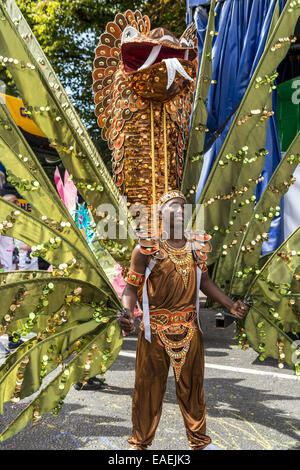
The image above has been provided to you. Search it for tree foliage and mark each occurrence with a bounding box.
[143,0,186,37]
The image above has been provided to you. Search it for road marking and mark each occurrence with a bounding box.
[101,436,120,450]
[205,363,300,380]
[119,351,137,358]
[118,350,300,380]
[55,432,81,448]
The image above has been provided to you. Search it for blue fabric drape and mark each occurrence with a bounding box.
[186,0,211,24]
[257,90,285,253]
[0,161,7,193]
[206,1,278,141]
[190,0,287,254]
[194,5,208,52]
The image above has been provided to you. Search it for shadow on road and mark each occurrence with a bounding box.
[203,377,300,444]
[100,369,300,446]
[0,402,130,450]
[0,372,299,449]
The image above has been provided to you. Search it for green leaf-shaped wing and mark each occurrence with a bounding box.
[0,315,122,442]
[214,132,300,295]
[181,0,216,199]
[0,0,136,264]
[0,0,128,442]
[235,228,300,374]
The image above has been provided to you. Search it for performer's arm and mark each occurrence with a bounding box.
[121,246,148,333]
[200,270,248,319]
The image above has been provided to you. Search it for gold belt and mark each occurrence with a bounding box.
[142,307,197,381]
[149,307,197,331]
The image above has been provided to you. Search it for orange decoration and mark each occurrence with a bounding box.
[93,11,198,227]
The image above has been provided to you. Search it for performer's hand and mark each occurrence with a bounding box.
[229,300,249,319]
[119,315,136,334]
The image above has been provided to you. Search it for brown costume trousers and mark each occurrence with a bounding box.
[128,328,211,450]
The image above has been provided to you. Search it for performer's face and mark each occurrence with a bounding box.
[160,197,185,239]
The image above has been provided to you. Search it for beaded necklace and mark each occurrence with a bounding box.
[161,239,192,288]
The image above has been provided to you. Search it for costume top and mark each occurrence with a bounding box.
[125,235,210,381]
[146,242,206,313]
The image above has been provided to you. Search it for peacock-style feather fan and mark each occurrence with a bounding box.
[0,0,300,444]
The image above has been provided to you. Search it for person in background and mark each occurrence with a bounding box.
[16,239,39,271]
[0,194,37,349]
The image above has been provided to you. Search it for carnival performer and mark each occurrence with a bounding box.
[120,190,249,450]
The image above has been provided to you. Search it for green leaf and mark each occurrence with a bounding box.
[0,317,122,442]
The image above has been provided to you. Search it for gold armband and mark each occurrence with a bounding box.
[125,269,145,287]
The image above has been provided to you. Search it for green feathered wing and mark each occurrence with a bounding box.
[239,228,300,374]
[181,0,216,198]
[0,200,123,441]
[0,0,130,442]
[182,2,300,373]
[0,0,136,264]
[184,1,299,256]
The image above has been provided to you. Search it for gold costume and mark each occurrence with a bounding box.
[128,241,212,450]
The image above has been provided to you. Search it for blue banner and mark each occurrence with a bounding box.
[0,161,6,193]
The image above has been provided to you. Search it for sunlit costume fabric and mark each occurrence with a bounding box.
[93,11,197,214]
[125,190,212,449]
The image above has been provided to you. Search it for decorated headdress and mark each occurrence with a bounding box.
[93,10,198,215]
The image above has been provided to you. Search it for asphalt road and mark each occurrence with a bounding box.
[0,309,299,451]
